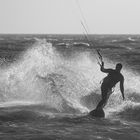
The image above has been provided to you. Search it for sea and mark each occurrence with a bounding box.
[0,34,140,140]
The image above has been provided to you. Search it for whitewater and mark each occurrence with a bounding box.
[0,34,140,140]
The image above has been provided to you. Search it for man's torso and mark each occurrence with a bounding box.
[102,69,123,88]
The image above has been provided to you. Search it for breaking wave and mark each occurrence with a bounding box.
[0,38,139,121]
[112,37,138,44]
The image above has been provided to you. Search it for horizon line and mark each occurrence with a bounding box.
[0,33,140,35]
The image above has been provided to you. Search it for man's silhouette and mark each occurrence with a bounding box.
[96,62,125,109]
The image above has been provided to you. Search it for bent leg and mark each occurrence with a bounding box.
[96,96,107,109]
[96,87,109,109]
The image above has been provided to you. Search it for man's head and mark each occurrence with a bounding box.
[116,63,122,71]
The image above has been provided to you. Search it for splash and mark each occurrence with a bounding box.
[0,39,97,112]
[0,39,139,116]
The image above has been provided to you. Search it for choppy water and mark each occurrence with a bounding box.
[0,34,140,140]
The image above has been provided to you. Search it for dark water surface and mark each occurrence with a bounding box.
[0,34,140,140]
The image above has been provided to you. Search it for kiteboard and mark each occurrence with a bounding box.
[89,108,105,118]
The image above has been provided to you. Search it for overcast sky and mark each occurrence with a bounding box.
[0,0,140,34]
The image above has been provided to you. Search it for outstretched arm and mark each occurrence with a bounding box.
[100,62,112,73]
[120,76,125,100]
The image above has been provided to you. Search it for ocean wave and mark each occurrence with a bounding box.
[0,103,86,123]
[55,42,90,48]
[95,44,126,50]
[56,42,69,47]
[107,101,140,121]
[0,103,61,122]
[72,42,90,47]
[0,38,140,121]
[0,109,41,122]
[112,37,138,44]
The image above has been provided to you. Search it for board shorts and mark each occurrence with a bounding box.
[101,85,114,103]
